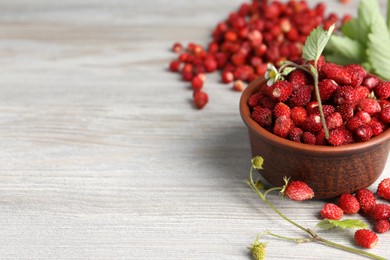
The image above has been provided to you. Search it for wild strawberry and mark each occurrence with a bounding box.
[191,75,204,91]
[288,69,310,87]
[336,104,354,120]
[370,118,386,136]
[346,116,364,132]
[306,101,319,115]
[338,194,360,214]
[362,75,380,90]
[355,86,370,102]
[341,127,355,144]
[380,106,390,123]
[356,125,373,142]
[193,91,208,109]
[327,127,347,146]
[269,81,293,102]
[283,180,314,201]
[311,105,335,117]
[371,204,390,220]
[375,220,390,233]
[248,93,264,108]
[204,57,217,72]
[377,178,390,200]
[355,189,376,214]
[354,229,378,249]
[374,82,390,99]
[318,79,338,102]
[345,64,366,87]
[259,96,277,110]
[357,98,381,115]
[326,112,343,130]
[290,107,307,126]
[333,86,358,105]
[273,115,294,138]
[356,111,371,124]
[379,99,390,109]
[320,63,351,85]
[289,127,304,143]
[252,107,273,127]
[169,60,182,72]
[304,114,323,134]
[288,85,312,107]
[233,80,246,92]
[172,42,183,53]
[302,132,316,145]
[316,131,327,145]
[321,203,343,220]
[221,71,234,83]
[273,102,291,118]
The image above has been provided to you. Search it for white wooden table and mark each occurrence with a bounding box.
[0,0,389,259]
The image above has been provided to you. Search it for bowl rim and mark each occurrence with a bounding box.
[240,77,390,155]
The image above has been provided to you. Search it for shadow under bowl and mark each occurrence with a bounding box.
[240,77,390,199]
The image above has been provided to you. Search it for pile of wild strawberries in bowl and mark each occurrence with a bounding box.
[248,58,390,146]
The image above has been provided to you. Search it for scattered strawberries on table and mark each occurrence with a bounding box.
[248,59,390,146]
[354,229,378,249]
[283,180,314,201]
[168,0,348,109]
[320,203,343,220]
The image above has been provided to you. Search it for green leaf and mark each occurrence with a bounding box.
[367,16,390,80]
[342,18,363,43]
[316,219,368,230]
[324,54,351,66]
[302,24,335,64]
[387,0,390,32]
[326,35,365,64]
[281,67,296,76]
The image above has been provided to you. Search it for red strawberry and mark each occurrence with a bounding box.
[311,105,336,117]
[248,93,264,108]
[356,125,373,142]
[371,204,390,220]
[362,75,380,90]
[273,102,291,118]
[288,69,311,87]
[355,189,376,214]
[315,131,327,145]
[346,116,364,132]
[327,127,347,146]
[232,80,246,92]
[345,64,366,87]
[289,127,304,143]
[306,101,319,115]
[302,132,316,145]
[354,229,378,249]
[273,115,294,138]
[380,106,390,123]
[320,63,352,85]
[283,180,314,201]
[357,98,381,115]
[326,112,343,130]
[252,107,273,127]
[355,86,370,102]
[318,79,338,102]
[320,203,343,220]
[288,85,312,107]
[304,114,323,134]
[374,220,390,233]
[269,81,293,102]
[194,91,208,109]
[336,104,354,121]
[290,107,307,126]
[338,194,360,214]
[259,96,277,110]
[369,118,386,136]
[356,111,371,124]
[333,86,358,105]
[377,178,390,200]
[374,82,390,99]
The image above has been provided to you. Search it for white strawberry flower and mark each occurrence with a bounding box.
[264,63,281,86]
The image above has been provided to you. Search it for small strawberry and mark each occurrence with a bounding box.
[289,127,303,143]
[320,203,343,220]
[252,107,273,127]
[302,132,316,145]
[290,107,307,126]
[311,105,336,117]
[377,178,390,200]
[306,101,319,115]
[248,93,264,108]
[320,63,352,85]
[318,79,338,102]
[355,189,376,214]
[326,112,343,130]
[369,117,386,136]
[356,125,373,142]
[371,204,390,220]
[288,85,312,107]
[327,127,347,146]
[315,131,327,145]
[273,102,291,118]
[374,220,390,233]
[288,69,311,87]
[336,104,354,121]
[357,98,381,116]
[283,179,314,201]
[193,91,208,109]
[304,114,323,134]
[259,96,277,110]
[355,86,370,102]
[273,115,294,138]
[345,64,366,87]
[338,194,360,214]
[191,75,204,91]
[268,81,293,102]
[354,229,378,249]
[362,75,380,90]
[356,111,371,124]
[346,116,364,133]
[333,86,358,105]
[380,106,390,123]
[233,80,246,92]
[374,82,390,99]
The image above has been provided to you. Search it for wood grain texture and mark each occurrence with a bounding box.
[0,0,388,259]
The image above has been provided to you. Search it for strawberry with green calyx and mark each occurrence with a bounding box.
[247,156,386,260]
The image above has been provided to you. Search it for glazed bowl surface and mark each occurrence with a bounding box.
[240,77,390,199]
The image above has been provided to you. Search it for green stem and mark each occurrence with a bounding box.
[311,68,330,139]
[265,230,314,244]
[263,187,282,199]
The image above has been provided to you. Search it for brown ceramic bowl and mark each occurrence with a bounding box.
[240,77,390,199]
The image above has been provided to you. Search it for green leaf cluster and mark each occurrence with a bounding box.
[316,219,367,230]
[324,0,390,80]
